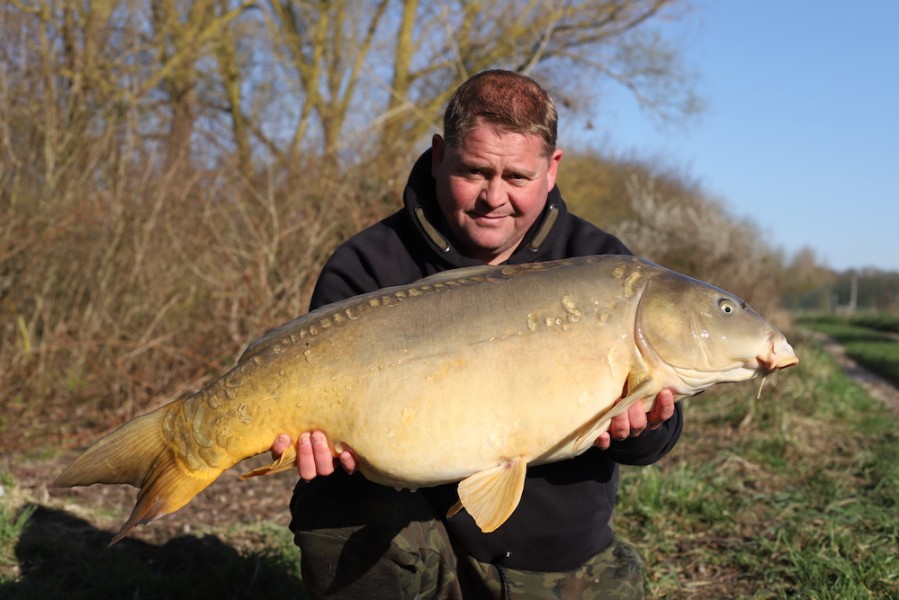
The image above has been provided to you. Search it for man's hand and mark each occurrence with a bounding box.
[270,432,357,481]
[594,389,676,450]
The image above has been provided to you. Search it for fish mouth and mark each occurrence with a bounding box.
[757,335,799,372]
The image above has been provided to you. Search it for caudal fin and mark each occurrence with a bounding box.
[55,406,221,544]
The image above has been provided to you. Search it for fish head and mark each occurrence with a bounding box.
[635,269,799,394]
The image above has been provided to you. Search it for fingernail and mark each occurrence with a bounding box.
[311,431,324,444]
[300,433,311,446]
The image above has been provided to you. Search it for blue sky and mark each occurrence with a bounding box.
[576,1,899,273]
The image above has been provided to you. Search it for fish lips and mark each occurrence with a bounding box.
[757,335,799,373]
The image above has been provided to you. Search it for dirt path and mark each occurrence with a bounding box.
[813,332,899,418]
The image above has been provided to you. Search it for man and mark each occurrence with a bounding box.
[271,70,681,599]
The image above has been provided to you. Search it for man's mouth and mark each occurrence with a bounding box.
[469,211,512,221]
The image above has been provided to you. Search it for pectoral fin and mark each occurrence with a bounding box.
[605,375,656,421]
[239,444,298,480]
[572,375,655,449]
[453,457,527,533]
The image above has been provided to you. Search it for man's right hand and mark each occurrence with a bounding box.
[271,432,357,481]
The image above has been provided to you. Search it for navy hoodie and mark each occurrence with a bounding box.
[294,149,683,572]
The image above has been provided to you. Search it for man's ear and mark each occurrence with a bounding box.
[431,134,445,177]
[546,148,563,190]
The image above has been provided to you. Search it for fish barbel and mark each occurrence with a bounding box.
[55,255,798,543]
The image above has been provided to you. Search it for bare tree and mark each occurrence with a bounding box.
[265,0,390,163]
[259,0,697,166]
[145,0,256,171]
[374,0,700,157]
[3,0,697,176]
[615,174,785,314]
[782,247,836,310]
[212,0,256,175]
[1,0,128,194]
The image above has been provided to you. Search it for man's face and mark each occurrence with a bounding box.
[431,123,563,265]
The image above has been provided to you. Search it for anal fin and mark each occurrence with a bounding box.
[454,457,527,533]
[239,443,298,480]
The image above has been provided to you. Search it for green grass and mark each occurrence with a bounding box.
[0,495,35,578]
[617,332,899,598]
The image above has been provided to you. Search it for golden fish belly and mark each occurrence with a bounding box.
[304,316,637,487]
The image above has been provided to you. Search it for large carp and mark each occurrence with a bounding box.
[56,255,798,543]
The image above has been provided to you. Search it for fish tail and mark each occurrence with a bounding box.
[55,406,221,544]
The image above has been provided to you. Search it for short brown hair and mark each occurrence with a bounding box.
[443,70,558,157]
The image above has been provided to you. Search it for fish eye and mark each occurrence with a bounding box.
[719,299,736,315]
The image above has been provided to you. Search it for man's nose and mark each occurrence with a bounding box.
[479,177,506,207]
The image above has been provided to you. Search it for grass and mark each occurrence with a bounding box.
[0,485,34,580]
[617,330,899,598]
[2,331,898,598]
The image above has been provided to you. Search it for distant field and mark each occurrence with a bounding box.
[797,314,899,387]
[848,313,899,335]
[797,312,899,335]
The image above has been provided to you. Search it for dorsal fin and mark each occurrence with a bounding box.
[238,315,307,363]
[417,264,503,284]
[240,264,503,363]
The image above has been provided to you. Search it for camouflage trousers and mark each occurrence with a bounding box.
[466,541,645,600]
[290,474,644,599]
